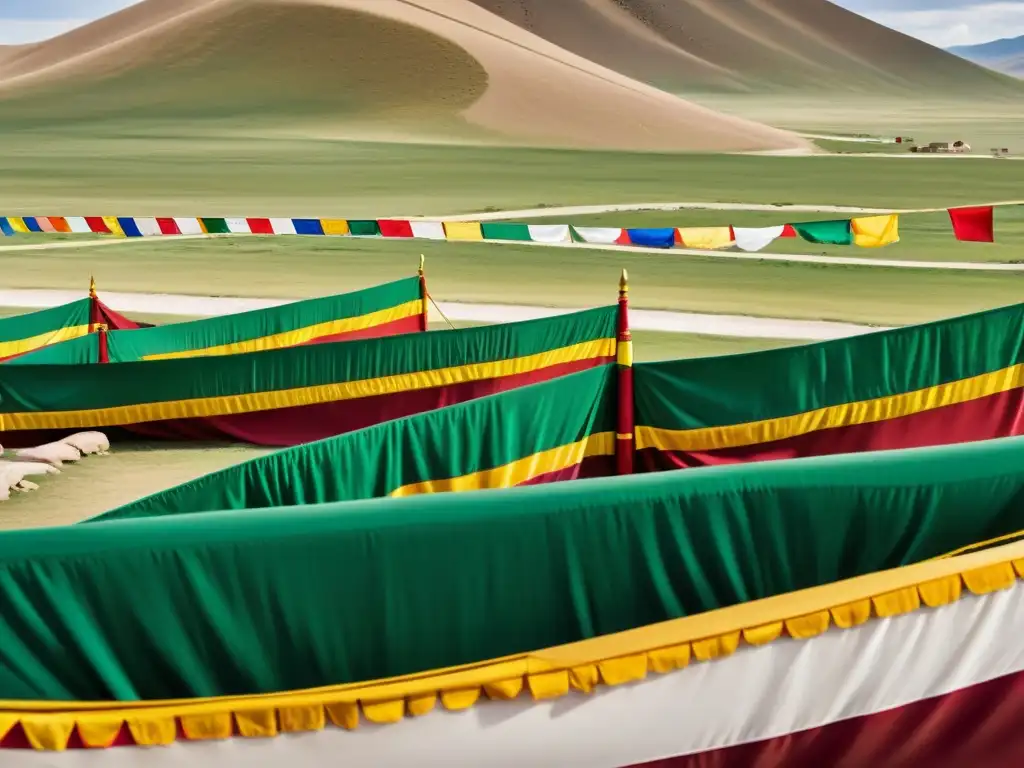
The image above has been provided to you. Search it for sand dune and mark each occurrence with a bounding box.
[469,0,1024,95]
[0,0,808,153]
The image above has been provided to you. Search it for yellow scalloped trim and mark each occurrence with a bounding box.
[9,543,1024,751]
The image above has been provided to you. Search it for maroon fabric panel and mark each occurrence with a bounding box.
[634,668,1024,768]
[95,299,142,330]
[117,355,615,447]
[638,386,1024,472]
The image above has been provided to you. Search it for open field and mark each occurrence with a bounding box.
[1,235,1022,326]
[6,135,1024,215]
[0,443,270,530]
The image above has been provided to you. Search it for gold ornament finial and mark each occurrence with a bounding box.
[419,254,425,276]
[89,275,97,298]
[619,269,629,294]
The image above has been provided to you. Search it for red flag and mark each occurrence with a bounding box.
[948,206,994,242]
[780,224,798,238]
[156,218,181,235]
[247,218,274,235]
[378,220,414,238]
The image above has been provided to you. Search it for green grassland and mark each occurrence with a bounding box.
[4,133,1024,217]
[2,235,1022,326]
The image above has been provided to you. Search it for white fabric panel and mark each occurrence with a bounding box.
[733,225,785,253]
[572,226,623,245]
[18,584,1024,768]
[269,218,297,236]
[527,224,570,243]
[173,218,203,236]
[224,218,251,234]
[65,217,91,234]
[410,221,447,240]
[133,217,162,237]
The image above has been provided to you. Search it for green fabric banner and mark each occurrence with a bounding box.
[104,277,421,362]
[199,218,231,235]
[92,366,617,523]
[481,222,532,241]
[0,306,616,418]
[347,220,381,236]
[0,299,91,358]
[2,334,98,365]
[3,435,1024,702]
[634,301,1024,432]
[792,219,853,245]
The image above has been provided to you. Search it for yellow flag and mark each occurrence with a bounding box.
[852,215,900,248]
[443,221,483,241]
[7,217,30,234]
[677,227,734,250]
[321,219,350,236]
[102,216,125,237]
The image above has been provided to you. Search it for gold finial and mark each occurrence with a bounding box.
[419,254,425,276]
[619,268,629,294]
[89,276,97,298]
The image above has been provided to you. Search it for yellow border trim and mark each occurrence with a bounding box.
[141,300,423,361]
[636,362,1024,452]
[0,324,91,360]
[4,538,1023,750]
[390,432,615,498]
[0,338,616,431]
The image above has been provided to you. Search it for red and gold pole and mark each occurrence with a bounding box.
[88,276,109,362]
[418,254,430,332]
[616,269,634,476]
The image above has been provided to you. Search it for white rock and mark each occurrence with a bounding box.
[60,431,111,455]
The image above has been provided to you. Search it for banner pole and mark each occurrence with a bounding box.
[418,254,430,332]
[616,269,635,476]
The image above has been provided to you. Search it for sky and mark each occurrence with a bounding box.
[0,0,1023,49]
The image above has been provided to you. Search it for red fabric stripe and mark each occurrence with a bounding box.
[780,224,798,238]
[300,313,423,345]
[95,299,142,330]
[673,229,684,245]
[156,218,181,235]
[84,217,110,234]
[631,668,1024,768]
[615,230,632,245]
[948,206,995,242]
[247,218,274,235]
[378,220,414,238]
[638,386,1024,471]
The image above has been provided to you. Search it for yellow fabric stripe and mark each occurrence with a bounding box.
[141,300,423,361]
[0,337,616,431]
[7,217,30,234]
[443,221,483,241]
[390,432,615,498]
[0,324,91,360]
[101,216,124,237]
[636,361,1024,452]
[7,537,1024,752]
[320,219,350,236]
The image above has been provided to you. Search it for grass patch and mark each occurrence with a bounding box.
[2,236,1023,325]
[3,134,1024,217]
[0,442,269,530]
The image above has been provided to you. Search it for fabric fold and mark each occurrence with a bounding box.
[571,226,628,245]
[733,226,785,252]
[852,215,900,248]
[528,224,571,244]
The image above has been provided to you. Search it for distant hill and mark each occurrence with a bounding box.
[949,35,1024,77]
[469,0,1024,95]
[0,0,809,153]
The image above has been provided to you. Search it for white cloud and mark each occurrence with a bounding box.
[0,18,98,44]
[860,2,1024,47]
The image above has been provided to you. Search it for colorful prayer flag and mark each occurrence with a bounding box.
[571,226,629,245]
[443,221,483,241]
[677,226,734,250]
[626,228,676,248]
[480,222,531,241]
[948,206,995,243]
[527,224,571,244]
[792,220,853,245]
[851,214,900,248]
[733,225,785,252]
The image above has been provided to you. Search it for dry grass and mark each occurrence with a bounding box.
[0,442,269,530]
